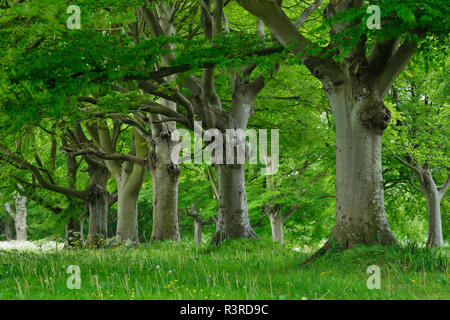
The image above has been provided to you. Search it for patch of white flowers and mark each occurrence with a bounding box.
[0,240,65,252]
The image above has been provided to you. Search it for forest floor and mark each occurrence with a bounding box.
[0,239,448,300]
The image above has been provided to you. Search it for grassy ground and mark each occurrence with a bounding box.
[0,239,448,300]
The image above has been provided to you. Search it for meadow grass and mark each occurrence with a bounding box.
[0,239,448,300]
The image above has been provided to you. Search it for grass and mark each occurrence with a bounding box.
[0,239,448,300]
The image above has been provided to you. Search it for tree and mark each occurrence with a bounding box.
[184,204,216,245]
[386,60,449,247]
[0,126,117,246]
[66,120,149,242]
[2,186,28,240]
[238,0,447,251]
[136,1,275,243]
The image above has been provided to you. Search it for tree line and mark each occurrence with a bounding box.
[0,0,448,251]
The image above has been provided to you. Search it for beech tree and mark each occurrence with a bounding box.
[134,1,283,243]
[0,126,118,245]
[62,118,150,242]
[2,186,28,241]
[185,204,216,245]
[386,60,449,247]
[0,0,446,250]
[238,0,447,250]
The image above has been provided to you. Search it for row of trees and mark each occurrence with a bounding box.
[0,1,448,249]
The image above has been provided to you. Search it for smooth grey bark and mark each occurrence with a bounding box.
[263,204,299,244]
[269,215,284,244]
[326,85,396,248]
[206,75,264,244]
[212,164,258,244]
[424,187,443,248]
[116,172,143,242]
[4,190,28,241]
[13,193,27,241]
[414,166,444,248]
[113,132,148,242]
[134,6,182,243]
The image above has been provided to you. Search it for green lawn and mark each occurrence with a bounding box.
[0,240,448,300]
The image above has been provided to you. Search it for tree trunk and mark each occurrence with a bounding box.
[326,86,396,249]
[212,164,258,244]
[86,167,109,246]
[4,216,14,241]
[115,132,148,242]
[194,221,203,245]
[65,215,83,247]
[13,193,27,241]
[269,214,284,244]
[149,144,181,242]
[425,191,443,247]
[420,168,444,248]
[116,182,141,242]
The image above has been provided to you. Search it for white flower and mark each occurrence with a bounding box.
[0,240,64,252]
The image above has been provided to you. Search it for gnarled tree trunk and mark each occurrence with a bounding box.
[149,104,181,243]
[326,85,396,248]
[207,76,264,244]
[85,166,109,246]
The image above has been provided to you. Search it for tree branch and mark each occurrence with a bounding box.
[394,155,421,175]
[376,38,421,96]
[295,0,323,29]
[438,174,450,198]
[62,147,147,166]
[0,145,89,200]
[206,166,220,200]
[409,174,424,194]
